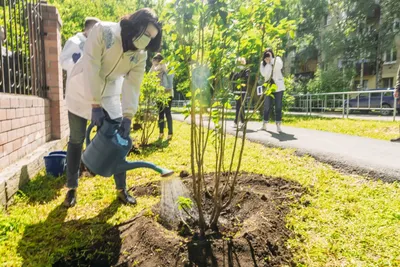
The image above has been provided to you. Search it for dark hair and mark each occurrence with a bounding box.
[84,17,100,31]
[153,53,164,61]
[84,21,97,31]
[120,8,162,52]
[262,48,275,66]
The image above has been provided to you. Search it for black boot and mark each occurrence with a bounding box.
[63,189,77,208]
[117,190,137,205]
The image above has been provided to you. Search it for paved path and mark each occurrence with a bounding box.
[173,113,400,182]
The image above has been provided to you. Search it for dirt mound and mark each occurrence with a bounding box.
[55,173,305,267]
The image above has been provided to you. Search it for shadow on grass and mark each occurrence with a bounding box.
[17,172,66,205]
[137,139,170,157]
[17,201,122,267]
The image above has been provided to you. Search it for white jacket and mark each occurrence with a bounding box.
[150,63,174,97]
[260,57,285,92]
[60,32,86,76]
[66,22,147,120]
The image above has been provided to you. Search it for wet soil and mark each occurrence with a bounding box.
[54,172,305,267]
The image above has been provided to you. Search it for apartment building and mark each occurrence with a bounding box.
[285,3,400,91]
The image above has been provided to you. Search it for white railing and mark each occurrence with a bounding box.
[171,100,190,107]
[290,89,398,121]
[172,89,399,121]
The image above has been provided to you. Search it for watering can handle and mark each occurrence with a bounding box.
[85,122,95,147]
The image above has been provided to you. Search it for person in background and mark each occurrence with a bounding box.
[230,57,249,128]
[391,64,400,142]
[258,48,285,133]
[63,8,162,208]
[150,53,174,140]
[60,17,100,76]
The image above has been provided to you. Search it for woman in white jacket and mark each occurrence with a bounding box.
[259,48,285,133]
[63,8,162,207]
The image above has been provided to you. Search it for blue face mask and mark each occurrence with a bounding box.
[133,34,151,50]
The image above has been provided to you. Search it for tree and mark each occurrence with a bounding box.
[48,0,139,43]
[163,0,295,237]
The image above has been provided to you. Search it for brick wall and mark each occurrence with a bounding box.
[0,2,67,172]
[0,94,52,170]
[0,2,68,206]
[42,3,69,140]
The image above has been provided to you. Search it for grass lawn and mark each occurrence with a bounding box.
[172,107,400,141]
[1,121,400,266]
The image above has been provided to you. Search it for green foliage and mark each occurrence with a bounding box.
[134,72,170,146]
[282,75,295,111]
[48,0,139,43]
[2,122,400,266]
[306,67,355,93]
[161,0,297,235]
[176,196,193,211]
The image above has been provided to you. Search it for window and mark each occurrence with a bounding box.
[383,48,397,63]
[354,80,368,90]
[383,78,394,88]
[324,14,332,26]
[394,19,400,31]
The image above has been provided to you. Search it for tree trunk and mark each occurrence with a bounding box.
[375,6,383,89]
[360,55,364,90]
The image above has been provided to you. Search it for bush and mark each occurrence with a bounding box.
[134,72,170,146]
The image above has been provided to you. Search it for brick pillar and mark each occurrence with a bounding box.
[42,1,68,140]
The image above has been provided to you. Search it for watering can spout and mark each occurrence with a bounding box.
[116,160,174,177]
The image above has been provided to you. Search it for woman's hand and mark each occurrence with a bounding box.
[264,53,272,64]
[91,107,105,127]
[118,117,132,139]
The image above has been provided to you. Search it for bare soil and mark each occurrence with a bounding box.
[54,172,305,267]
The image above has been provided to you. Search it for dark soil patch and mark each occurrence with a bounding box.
[55,173,305,267]
[128,182,160,197]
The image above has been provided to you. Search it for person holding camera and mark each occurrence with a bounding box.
[63,8,162,208]
[258,48,285,133]
[391,64,400,142]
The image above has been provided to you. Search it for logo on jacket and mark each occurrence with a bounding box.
[130,55,138,64]
[102,26,115,49]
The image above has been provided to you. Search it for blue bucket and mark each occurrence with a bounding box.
[44,153,67,177]
[49,151,67,157]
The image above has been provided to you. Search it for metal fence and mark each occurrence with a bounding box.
[290,89,398,121]
[0,0,46,97]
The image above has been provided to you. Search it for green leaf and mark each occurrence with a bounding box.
[289,30,295,39]
[171,33,177,41]
[212,101,221,108]
[176,196,193,211]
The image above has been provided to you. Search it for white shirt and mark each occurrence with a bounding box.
[260,57,285,92]
[60,32,86,77]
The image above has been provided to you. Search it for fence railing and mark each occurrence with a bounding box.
[173,89,399,121]
[290,89,398,121]
[0,0,46,97]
